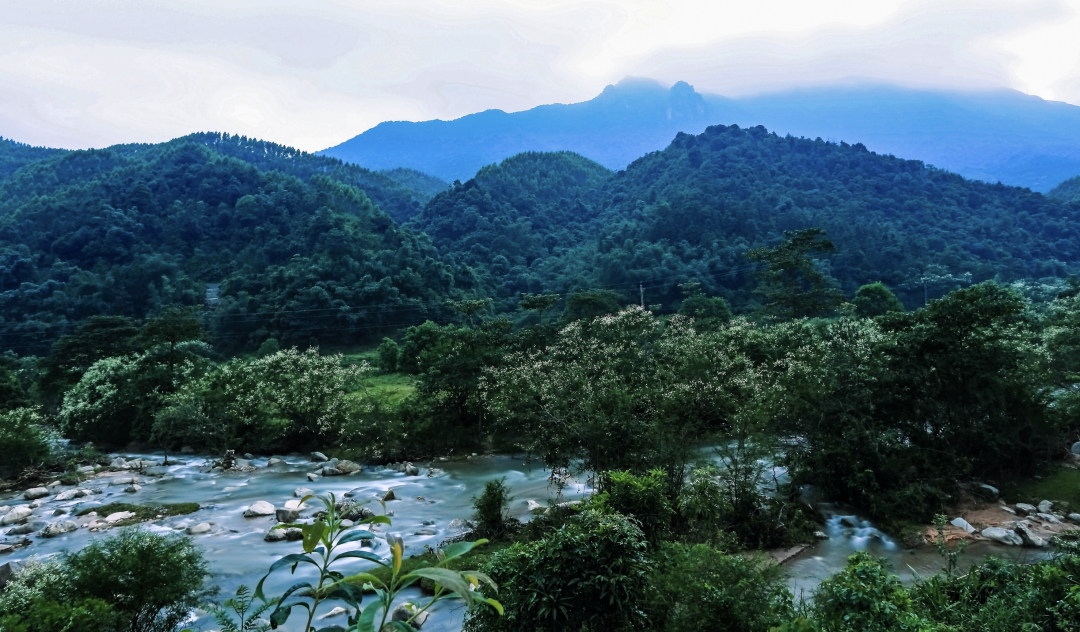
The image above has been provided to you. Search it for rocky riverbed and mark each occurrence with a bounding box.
[2,452,1076,630]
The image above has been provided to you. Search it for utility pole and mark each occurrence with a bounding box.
[640,283,644,308]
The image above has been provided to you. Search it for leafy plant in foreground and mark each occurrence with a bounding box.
[206,585,278,632]
[255,492,502,631]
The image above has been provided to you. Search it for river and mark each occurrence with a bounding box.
[0,452,1049,631]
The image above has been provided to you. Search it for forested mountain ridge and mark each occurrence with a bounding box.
[0,135,470,354]
[321,78,1080,192]
[0,136,68,180]
[413,125,1080,311]
[1049,175,1080,203]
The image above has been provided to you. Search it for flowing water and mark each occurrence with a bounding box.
[0,453,1050,630]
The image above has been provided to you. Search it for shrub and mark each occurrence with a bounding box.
[593,469,674,544]
[465,509,652,632]
[472,478,518,540]
[376,337,400,373]
[647,543,793,632]
[0,407,57,473]
[65,527,214,632]
[811,552,920,632]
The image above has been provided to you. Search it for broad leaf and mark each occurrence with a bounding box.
[440,539,486,562]
[404,568,474,605]
[339,529,377,544]
[354,601,382,632]
[302,522,328,553]
[332,550,386,565]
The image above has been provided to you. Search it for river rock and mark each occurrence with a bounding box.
[1067,513,1080,523]
[186,523,212,535]
[23,488,49,500]
[54,489,81,501]
[448,518,474,532]
[391,602,429,628]
[1037,500,1054,514]
[839,517,856,528]
[1,507,32,526]
[413,528,437,536]
[320,606,350,620]
[285,528,303,541]
[267,458,284,466]
[28,500,43,509]
[105,511,136,523]
[307,473,319,482]
[111,476,138,486]
[276,509,300,523]
[340,519,354,527]
[405,463,419,476]
[1002,506,1016,515]
[77,465,95,474]
[382,490,396,502]
[343,488,361,498]
[125,485,141,493]
[7,520,46,535]
[264,527,287,542]
[244,501,275,518]
[1014,503,1037,516]
[41,520,78,538]
[974,484,999,501]
[982,526,1023,545]
[294,487,314,498]
[1014,521,1047,547]
[336,460,361,474]
[311,452,328,462]
[950,517,976,533]
[1034,512,1061,524]
[110,457,128,468]
[322,467,342,477]
[284,499,305,511]
[0,561,24,590]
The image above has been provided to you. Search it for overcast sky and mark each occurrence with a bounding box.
[2,0,1079,151]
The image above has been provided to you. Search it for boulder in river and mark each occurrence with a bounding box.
[322,467,342,477]
[311,452,329,462]
[41,521,78,538]
[244,501,275,517]
[1037,500,1054,514]
[981,526,1023,545]
[276,509,300,523]
[285,528,303,541]
[267,458,284,466]
[1069,513,1080,524]
[382,490,396,502]
[950,517,976,533]
[110,457,128,468]
[1,506,32,526]
[294,487,314,498]
[124,485,141,493]
[336,460,361,474]
[105,511,135,523]
[307,473,319,482]
[186,523,212,535]
[7,521,47,535]
[23,488,49,500]
[1013,521,1047,547]
[1014,503,1037,516]
[264,527,287,542]
[405,463,419,476]
[392,602,429,629]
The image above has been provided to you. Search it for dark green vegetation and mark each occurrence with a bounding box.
[1050,174,1080,203]
[75,502,200,521]
[0,528,213,632]
[0,137,67,179]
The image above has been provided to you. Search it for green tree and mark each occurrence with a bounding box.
[561,289,622,323]
[0,407,56,474]
[36,315,140,410]
[811,553,920,632]
[138,305,205,378]
[853,281,905,318]
[746,228,844,319]
[519,293,561,324]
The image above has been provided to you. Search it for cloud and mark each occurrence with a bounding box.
[1,0,1079,151]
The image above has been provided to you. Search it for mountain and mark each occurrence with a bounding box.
[1049,175,1080,204]
[320,78,734,182]
[320,79,1080,193]
[0,137,68,180]
[0,134,468,354]
[413,126,1080,310]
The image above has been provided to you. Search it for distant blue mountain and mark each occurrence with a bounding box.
[319,78,1080,193]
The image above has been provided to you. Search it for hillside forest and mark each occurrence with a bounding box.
[2,123,1080,632]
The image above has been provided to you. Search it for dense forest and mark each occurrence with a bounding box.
[1050,174,1080,203]
[2,124,1079,354]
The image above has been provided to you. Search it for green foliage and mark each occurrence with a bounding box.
[931,514,968,576]
[375,337,400,373]
[472,478,519,540]
[647,543,793,632]
[1048,174,1080,203]
[465,509,651,632]
[0,528,216,632]
[75,502,200,521]
[593,469,674,544]
[853,281,905,318]
[677,293,733,326]
[255,337,280,358]
[35,315,140,409]
[562,289,623,322]
[0,407,56,473]
[256,492,501,632]
[206,585,277,632]
[810,552,920,632]
[746,228,844,319]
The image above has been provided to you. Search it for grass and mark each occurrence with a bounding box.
[361,372,416,406]
[1005,465,1080,513]
[76,502,200,521]
[355,541,513,594]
